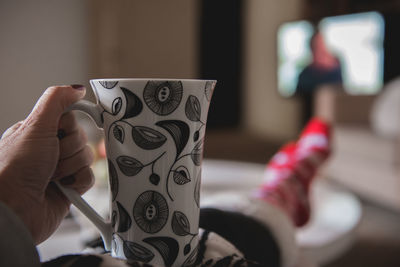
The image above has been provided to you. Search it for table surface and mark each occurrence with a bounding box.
[38,159,362,266]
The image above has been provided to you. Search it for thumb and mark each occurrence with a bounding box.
[26,85,86,134]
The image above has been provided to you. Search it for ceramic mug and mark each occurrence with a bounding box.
[56,78,216,266]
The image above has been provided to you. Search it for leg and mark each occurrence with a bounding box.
[199,208,280,266]
[255,118,331,226]
[198,118,331,266]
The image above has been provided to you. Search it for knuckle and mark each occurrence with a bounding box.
[1,121,24,139]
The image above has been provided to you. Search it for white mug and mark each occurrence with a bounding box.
[56,78,216,266]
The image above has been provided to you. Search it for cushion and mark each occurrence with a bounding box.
[371,77,400,139]
[333,126,400,164]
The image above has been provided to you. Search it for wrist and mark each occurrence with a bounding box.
[0,168,33,235]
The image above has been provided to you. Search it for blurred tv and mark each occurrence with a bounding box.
[277,12,385,97]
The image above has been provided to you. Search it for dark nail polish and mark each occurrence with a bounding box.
[57,129,66,140]
[71,84,85,90]
[60,175,76,185]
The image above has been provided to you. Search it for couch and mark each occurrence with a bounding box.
[314,82,400,212]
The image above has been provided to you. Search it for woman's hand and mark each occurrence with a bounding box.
[0,85,95,244]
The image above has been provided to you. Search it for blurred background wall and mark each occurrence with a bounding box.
[244,0,303,141]
[89,0,199,80]
[0,0,90,133]
[0,0,303,141]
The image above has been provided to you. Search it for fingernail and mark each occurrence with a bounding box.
[71,84,85,90]
[60,175,76,185]
[57,129,66,140]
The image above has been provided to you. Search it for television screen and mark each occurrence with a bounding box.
[277,12,385,97]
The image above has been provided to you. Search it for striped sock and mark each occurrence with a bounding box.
[255,118,331,227]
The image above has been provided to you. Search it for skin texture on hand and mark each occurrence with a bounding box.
[0,85,95,244]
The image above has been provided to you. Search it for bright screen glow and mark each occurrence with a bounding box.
[278,12,385,97]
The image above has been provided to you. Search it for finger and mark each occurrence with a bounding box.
[26,85,86,134]
[53,145,94,179]
[1,121,23,139]
[58,111,79,136]
[59,167,95,195]
[59,128,88,160]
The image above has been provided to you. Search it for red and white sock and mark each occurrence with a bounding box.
[255,118,331,227]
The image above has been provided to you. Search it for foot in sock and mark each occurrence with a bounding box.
[255,117,331,227]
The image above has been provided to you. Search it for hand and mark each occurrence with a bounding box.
[0,85,95,244]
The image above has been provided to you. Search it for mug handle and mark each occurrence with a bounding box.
[55,100,112,251]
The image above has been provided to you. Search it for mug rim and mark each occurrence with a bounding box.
[91,78,217,82]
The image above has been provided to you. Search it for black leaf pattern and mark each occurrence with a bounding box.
[204,81,215,101]
[143,237,179,267]
[185,95,201,122]
[121,87,143,119]
[116,201,132,233]
[191,140,203,166]
[108,159,119,201]
[173,166,191,185]
[182,244,199,267]
[99,81,118,89]
[113,125,125,144]
[143,81,183,115]
[111,210,117,228]
[184,244,191,255]
[171,211,191,236]
[112,97,122,115]
[131,126,167,150]
[133,191,169,234]
[155,120,190,158]
[116,156,144,176]
[193,131,200,142]
[123,240,155,263]
[194,171,201,208]
[149,173,160,185]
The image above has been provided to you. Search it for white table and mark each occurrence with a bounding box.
[38,159,362,266]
